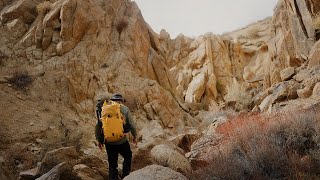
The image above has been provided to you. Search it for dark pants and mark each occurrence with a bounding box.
[105,141,132,180]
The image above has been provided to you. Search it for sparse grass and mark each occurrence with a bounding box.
[36,1,52,14]
[191,107,320,179]
[225,78,252,111]
[116,19,128,34]
[7,71,33,90]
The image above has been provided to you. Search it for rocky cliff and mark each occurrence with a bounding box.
[0,0,320,179]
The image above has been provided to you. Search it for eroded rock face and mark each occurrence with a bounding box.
[150,144,192,175]
[267,0,319,87]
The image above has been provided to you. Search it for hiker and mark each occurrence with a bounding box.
[95,93,137,180]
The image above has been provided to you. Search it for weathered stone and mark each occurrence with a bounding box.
[36,162,69,180]
[150,144,191,175]
[19,167,39,179]
[39,147,79,175]
[280,67,295,81]
[297,87,313,98]
[79,155,108,179]
[123,165,188,180]
[0,0,37,24]
[308,40,320,68]
[6,19,28,39]
[185,72,206,103]
[312,82,320,98]
[73,164,104,180]
[139,120,166,143]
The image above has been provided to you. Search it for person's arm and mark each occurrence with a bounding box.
[95,121,104,145]
[126,110,137,138]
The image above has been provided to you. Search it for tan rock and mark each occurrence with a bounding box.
[6,19,28,39]
[79,155,108,179]
[39,147,79,175]
[312,82,320,98]
[36,162,70,180]
[297,87,313,98]
[280,67,295,81]
[139,120,166,143]
[73,164,104,180]
[150,144,192,175]
[0,0,37,24]
[308,40,320,68]
[123,165,188,180]
[185,72,206,103]
[19,167,39,179]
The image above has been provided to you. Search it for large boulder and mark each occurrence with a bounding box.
[0,0,37,24]
[123,165,188,180]
[79,155,108,179]
[72,164,104,180]
[259,81,300,111]
[38,147,79,175]
[185,72,206,103]
[150,144,192,175]
[36,162,70,180]
[138,120,166,143]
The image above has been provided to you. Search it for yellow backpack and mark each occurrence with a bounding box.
[101,101,125,142]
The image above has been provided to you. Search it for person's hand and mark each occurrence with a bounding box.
[132,137,137,146]
[98,143,103,151]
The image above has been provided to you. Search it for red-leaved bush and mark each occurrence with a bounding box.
[191,106,320,179]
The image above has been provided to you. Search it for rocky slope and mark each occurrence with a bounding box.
[0,0,320,179]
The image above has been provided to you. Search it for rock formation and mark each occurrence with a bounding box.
[0,0,320,179]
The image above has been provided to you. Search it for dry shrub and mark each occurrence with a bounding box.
[7,71,32,90]
[191,107,320,179]
[116,20,128,34]
[225,79,252,111]
[36,1,52,14]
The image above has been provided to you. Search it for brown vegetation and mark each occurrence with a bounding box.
[191,106,320,179]
[7,72,33,90]
[36,1,52,14]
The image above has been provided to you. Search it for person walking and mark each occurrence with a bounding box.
[95,93,137,180]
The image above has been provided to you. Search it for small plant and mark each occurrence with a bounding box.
[116,20,128,34]
[7,72,33,90]
[36,1,52,14]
